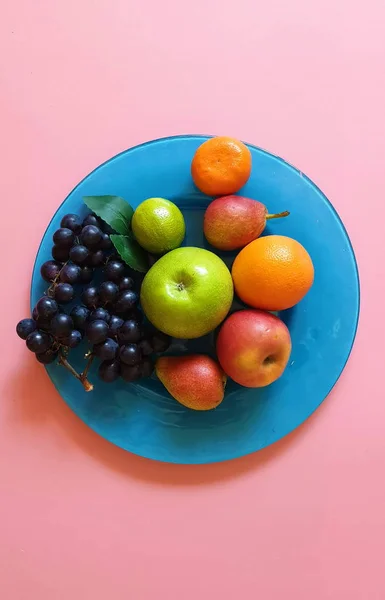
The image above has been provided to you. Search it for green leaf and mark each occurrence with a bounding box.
[110,235,149,273]
[83,195,134,236]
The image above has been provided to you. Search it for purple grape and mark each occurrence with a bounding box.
[35,296,59,320]
[16,318,37,340]
[40,260,61,283]
[86,319,109,344]
[89,308,110,323]
[108,315,124,337]
[61,330,82,348]
[138,337,153,356]
[99,233,113,250]
[99,281,119,304]
[26,330,53,353]
[59,263,81,285]
[36,350,58,364]
[52,245,70,263]
[70,305,90,331]
[80,225,103,249]
[119,343,141,366]
[69,245,90,265]
[140,357,154,378]
[104,260,125,282]
[87,250,105,267]
[81,286,100,308]
[50,313,74,339]
[120,363,142,382]
[119,276,134,291]
[114,290,138,314]
[93,338,119,361]
[151,331,171,353]
[82,214,101,227]
[54,282,74,304]
[60,214,82,234]
[53,228,75,248]
[118,319,142,343]
[98,360,120,383]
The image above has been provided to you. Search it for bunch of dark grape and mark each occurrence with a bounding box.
[78,262,171,383]
[16,211,171,390]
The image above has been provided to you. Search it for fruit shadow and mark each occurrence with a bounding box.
[6,350,329,487]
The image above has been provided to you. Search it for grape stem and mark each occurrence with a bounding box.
[47,261,68,297]
[266,210,290,220]
[58,352,94,392]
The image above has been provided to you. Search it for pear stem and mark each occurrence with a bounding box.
[266,210,290,220]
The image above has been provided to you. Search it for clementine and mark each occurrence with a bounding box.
[191,136,252,196]
[232,235,314,311]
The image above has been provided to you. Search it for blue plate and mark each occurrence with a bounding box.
[31,135,359,464]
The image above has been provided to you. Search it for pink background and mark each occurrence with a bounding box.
[1,1,384,598]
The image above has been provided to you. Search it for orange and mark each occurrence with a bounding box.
[232,235,314,311]
[191,136,252,196]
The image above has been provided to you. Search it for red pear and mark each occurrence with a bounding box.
[204,195,289,251]
[155,355,226,410]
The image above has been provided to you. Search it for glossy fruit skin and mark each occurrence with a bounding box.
[104,260,125,282]
[36,350,58,364]
[81,287,100,309]
[54,283,74,304]
[108,315,124,337]
[99,360,120,383]
[94,338,119,361]
[70,306,90,331]
[119,344,142,366]
[59,264,81,284]
[53,228,75,248]
[16,318,37,340]
[35,297,58,320]
[140,247,233,339]
[26,330,52,354]
[232,235,314,311]
[86,320,109,344]
[118,319,142,343]
[204,196,268,251]
[62,330,82,348]
[69,245,90,265]
[50,314,74,339]
[80,225,103,249]
[114,290,138,314]
[40,260,61,282]
[52,245,70,263]
[191,136,251,196]
[60,214,82,234]
[156,354,226,410]
[216,309,292,388]
[131,198,185,255]
[99,281,119,304]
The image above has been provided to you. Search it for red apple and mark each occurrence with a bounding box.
[216,310,291,387]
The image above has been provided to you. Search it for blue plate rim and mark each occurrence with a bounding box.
[30,134,361,463]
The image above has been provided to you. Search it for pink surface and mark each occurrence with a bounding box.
[1,1,384,598]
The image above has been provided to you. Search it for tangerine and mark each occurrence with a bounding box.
[191,136,252,196]
[232,235,314,311]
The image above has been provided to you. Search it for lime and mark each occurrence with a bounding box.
[132,198,185,255]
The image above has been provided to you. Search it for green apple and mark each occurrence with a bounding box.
[140,247,234,339]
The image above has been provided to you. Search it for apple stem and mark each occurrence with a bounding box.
[266,210,290,220]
